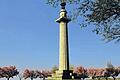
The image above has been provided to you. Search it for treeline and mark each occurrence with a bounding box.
[73,66,120,80]
[0,66,19,80]
[0,65,120,80]
[0,66,51,80]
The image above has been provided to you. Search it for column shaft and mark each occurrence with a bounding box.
[59,21,69,71]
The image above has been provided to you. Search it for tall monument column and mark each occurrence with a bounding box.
[47,1,76,80]
[48,1,80,80]
[56,2,70,71]
[55,2,73,79]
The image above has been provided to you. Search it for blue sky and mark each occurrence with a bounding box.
[0,0,120,72]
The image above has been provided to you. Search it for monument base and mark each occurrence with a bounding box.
[48,70,74,80]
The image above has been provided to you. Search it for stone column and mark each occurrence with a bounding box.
[56,2,71,72]
[48,2,75,80]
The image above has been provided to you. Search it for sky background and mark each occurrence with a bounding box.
[0,0,120,78]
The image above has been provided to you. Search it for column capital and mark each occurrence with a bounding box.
[56,2,71,23]
[56,17,71,23]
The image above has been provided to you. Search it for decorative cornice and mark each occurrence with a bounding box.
[56,17,71,23]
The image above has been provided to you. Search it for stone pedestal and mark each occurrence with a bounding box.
[56,70,73,79]
[48,70,73,80]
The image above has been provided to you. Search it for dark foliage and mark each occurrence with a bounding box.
[0,66,19,80]
[47,0,120,42]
